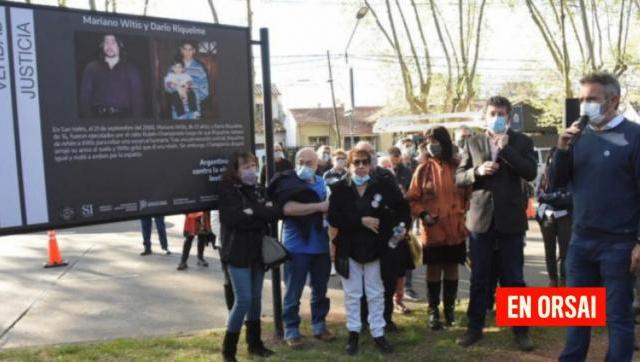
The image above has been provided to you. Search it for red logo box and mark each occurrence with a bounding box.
[495,287,606,326]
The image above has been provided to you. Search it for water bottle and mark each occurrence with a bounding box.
[388,222,406,249]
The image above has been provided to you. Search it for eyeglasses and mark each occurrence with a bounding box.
[352,159,370,166]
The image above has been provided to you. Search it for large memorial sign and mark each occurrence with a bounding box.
[0,2,254,235]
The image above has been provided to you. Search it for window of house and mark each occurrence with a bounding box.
[308,136,329,148]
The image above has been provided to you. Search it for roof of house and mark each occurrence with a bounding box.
[289,106,383,135]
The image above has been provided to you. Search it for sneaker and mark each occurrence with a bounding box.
[197,258,209,267]
[373,336,394,354]
[313,329,336,342]
[548,279,558,287]
[330,263,337,276]
[404,288,421,301]
[514,333,534,352]
[395,302,412,315]
[456,329,483,347]
[177,262,188,271]
[140,249,152,256]
[162,248,171,255]
[286,337,304,349]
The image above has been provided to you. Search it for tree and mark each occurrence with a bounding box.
[524,0,634,98]
[364,0,487,114]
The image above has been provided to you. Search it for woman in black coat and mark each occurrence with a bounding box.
[218,151,280,362]
[328,149,402,356]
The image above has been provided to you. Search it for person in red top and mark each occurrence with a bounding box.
[177,211,215,270]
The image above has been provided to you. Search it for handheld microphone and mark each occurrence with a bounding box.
[576,115,589,131]
[568,115,590,147]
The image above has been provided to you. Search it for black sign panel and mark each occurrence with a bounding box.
[0,1,254,235]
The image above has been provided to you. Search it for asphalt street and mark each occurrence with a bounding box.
[0,214,549,348]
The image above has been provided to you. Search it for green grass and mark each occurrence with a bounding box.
[0,300,601,362]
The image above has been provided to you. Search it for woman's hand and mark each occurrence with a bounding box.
[361,216,380,234]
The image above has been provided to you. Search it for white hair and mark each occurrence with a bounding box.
[295,147,317,163]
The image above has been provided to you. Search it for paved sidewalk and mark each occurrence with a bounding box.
[0,216,548,348]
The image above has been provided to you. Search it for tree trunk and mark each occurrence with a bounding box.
[578,0,596,71]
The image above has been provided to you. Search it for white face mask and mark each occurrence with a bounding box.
[580,101,605,126]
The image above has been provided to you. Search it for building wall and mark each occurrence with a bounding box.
[298,124,337,147]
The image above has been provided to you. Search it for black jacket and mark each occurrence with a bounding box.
[218,179,280,268]
[259,158,293,186]
[455,130,537,234]
[329,168,410,279]
[266,170,324,242]
[393,163,413,192]
[328,177,396,270]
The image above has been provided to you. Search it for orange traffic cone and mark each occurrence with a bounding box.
[44,230,68,268]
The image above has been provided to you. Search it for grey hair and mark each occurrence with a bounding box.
[580,71,621,99]
[354,140,374,153]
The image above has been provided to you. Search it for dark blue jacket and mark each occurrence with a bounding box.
[549,119,640,240]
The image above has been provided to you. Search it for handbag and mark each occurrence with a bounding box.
[262,234,290,269]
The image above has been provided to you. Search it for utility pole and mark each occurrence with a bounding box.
[326,50,342,149]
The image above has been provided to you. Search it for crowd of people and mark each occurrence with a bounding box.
[138,72,640,362]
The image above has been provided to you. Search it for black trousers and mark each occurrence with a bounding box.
[180,234,206,263]
[538,216,572,281]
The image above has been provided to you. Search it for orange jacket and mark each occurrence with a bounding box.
[407,158,468,247]
[183,211,212,236]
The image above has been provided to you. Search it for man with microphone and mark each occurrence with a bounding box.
[455,96,537,350]
[552,72,640,361]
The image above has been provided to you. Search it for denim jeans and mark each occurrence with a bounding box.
[140,216,168,250]
[282,253,331,340]
[226,265,265,333]
[559,235,635,362]
[467,225,528,335]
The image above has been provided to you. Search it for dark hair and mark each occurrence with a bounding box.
[347,149,371,166]
[425,126,454,163]
[387,146,401,157]
[99,33,126,59]
[179,40,199,51]
[223,151,258,183]
[485,95,512,115]
[170,57,184,67]
[580,71,621,99]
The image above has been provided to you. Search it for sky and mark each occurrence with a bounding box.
[12,0,562,109]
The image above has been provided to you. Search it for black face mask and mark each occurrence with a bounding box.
[427,143,442,158]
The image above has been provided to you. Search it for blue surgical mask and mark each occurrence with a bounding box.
[296,165,315,181]
[487,116,507,134]
[352,173,370,186]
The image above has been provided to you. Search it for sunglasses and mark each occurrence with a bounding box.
[352,159,370,166]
